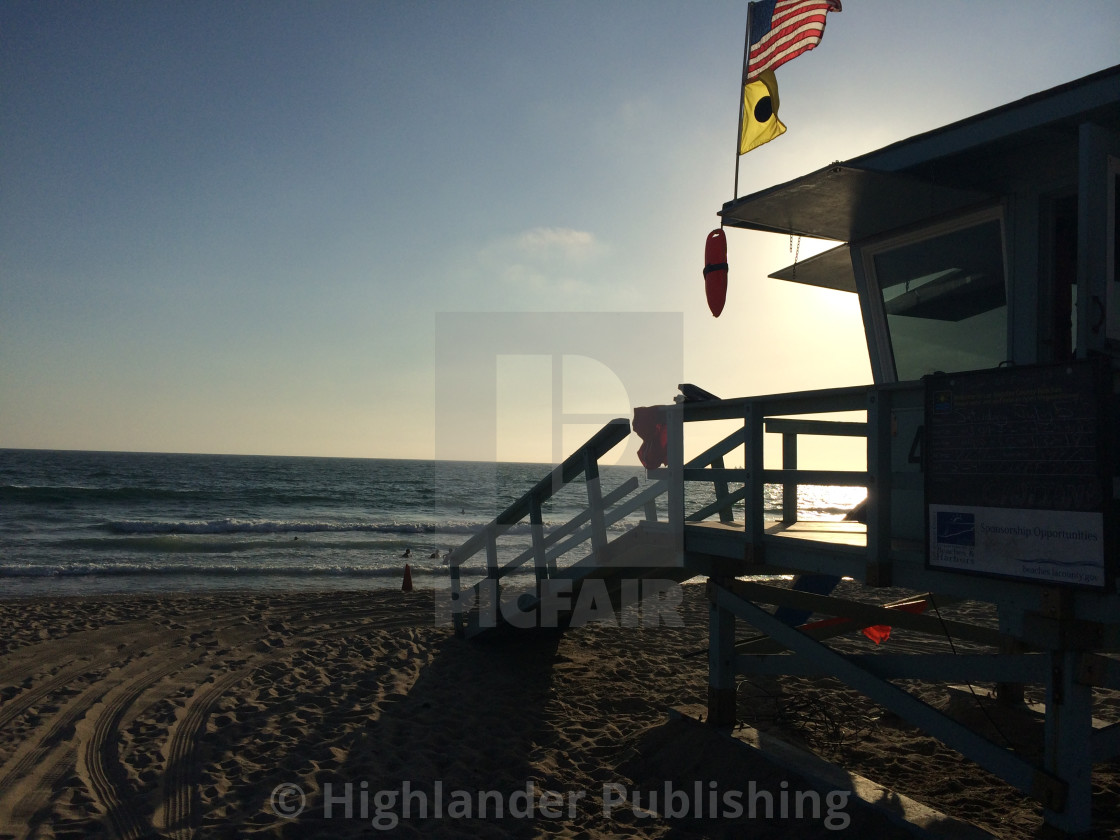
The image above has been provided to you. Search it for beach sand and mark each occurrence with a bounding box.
[1,582,1118,838]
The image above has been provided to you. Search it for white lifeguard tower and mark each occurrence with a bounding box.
[449,66,1120,834]
[691,64,1120,835]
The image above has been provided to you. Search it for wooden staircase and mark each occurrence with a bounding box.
[446,420,691,640]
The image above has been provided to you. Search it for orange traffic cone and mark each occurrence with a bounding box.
[401,563,413,593]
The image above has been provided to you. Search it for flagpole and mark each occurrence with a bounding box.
[732,1,754,201]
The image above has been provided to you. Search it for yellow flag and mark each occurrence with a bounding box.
[739,69,785,154]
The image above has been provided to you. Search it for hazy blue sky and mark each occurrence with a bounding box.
[3,1,1118,463]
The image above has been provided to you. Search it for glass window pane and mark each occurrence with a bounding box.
[873,219,1007,380]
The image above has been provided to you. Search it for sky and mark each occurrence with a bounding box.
[3,1,1119,465]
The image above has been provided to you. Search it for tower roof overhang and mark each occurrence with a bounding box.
[720,64,1120,249]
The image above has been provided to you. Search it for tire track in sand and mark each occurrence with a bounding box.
[0,601,261,735]
[155,611,426,839]
[0,605,277,838]
[75,647,203,840]
[0,650,161,836]
[156,659,272,840]
[0,633,156,736]
[0,595,432,838]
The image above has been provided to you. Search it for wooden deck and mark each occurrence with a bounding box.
[688,518,868,545]
[766,519,868,546]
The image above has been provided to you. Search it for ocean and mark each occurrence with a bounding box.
[0,449,865,599]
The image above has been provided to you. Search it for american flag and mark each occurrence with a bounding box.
[746,0,842,82]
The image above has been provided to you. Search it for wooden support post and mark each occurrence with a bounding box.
[483,526,499,618]
[530,494,548,586]
[865,388,893,586]
[485,526,498,578]
[996,605,1026,707]
[707,578,737,726]
[667,405,685,551]
[781,431,797,524]
[584,449,608,561]
[1042,648,1093,833]
[449,561,463,636]
[743,403,765,563]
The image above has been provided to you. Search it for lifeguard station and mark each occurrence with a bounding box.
[448,66,1120,834]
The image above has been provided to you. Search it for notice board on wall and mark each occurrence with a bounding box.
[925,361,1113,588]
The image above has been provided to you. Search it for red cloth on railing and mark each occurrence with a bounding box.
[633,406,668,469]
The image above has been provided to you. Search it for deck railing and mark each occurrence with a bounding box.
[659,382,925,583]
[447,381,925,631]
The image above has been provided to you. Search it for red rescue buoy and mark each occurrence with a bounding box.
[401,563,413,592]
[703,229,728,317]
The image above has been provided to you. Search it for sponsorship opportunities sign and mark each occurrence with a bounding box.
[928,505,1105,587]
[925,362,1113,588]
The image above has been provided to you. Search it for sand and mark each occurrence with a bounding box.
[1,582,1118,839]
